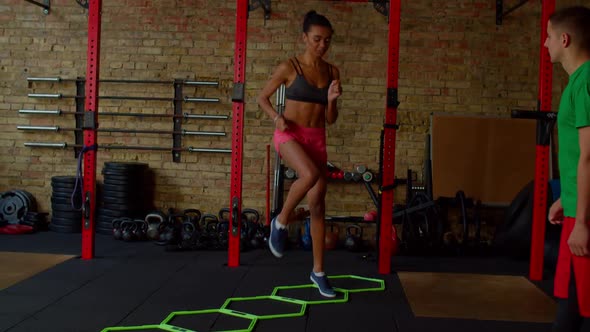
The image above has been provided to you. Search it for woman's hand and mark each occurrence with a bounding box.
[275,115,289,132]
[328,79,341,102]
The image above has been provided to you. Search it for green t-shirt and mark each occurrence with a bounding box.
[557,60,590,217]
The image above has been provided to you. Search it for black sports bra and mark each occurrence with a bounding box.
[285,57,333,106]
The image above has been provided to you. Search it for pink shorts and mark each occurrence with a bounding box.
[273,124,327,166]
[554,217,590,317]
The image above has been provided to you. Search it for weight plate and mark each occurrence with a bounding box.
[51,216,80,226]
[102,178,135,186]
[102,190,137,199]
[51,181,79,190]
[0,191,30,225]
[51,203,80,212]
[98,208,130,218]
[14,190,36,212]
[51,196,82,206]
[49,223,81,233]
[103,162,148,170]
[52,210,83,219]
[51,176,78,184]
[101,184,133,193]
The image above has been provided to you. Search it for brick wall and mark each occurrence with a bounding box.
[0,0,585,222]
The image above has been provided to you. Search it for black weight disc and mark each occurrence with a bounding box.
[49,223,81,233]
[51,216,80,226]
[101,190,135,199]
[51,196,82,205]
[52,210,83,219]
[104,162,148,170]
[102,178,135,186]
[51,203,80,212]
[51,176,78,184]
[98,208,130,218]
[101,184,134,193]
[96,227,113,236]
[14,190,37,212]
[51,182,82,190]
[52,186,80,195]
[0,191,30,225]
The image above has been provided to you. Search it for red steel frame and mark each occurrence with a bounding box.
[378,0,401,274]
[81,0,101,259]
[529,0,554,280]
[227,0,249,267]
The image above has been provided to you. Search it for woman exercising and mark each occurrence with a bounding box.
[257,10,342,297]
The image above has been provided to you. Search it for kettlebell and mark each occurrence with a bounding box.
[145,211,165,241]
[344,224,363,252]
[180,221,196,249]
[112,218,124,240]
[121,220,136,242]
[183,208,202,227]
[324,223,339,250]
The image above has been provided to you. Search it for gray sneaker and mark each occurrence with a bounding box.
[310,272,336,298]
[269,217,288,258]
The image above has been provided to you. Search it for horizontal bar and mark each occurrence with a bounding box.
[19,109,229,120]
[24,142,232,153]
[188,147,232,153]
[23,0,49,10]
[27,77,60,82]
[183,130,225,136]
[184,81,219,87]
[28,93,62,98]
[100,95,172,101]
[24,142,67,148]
[511,109,557,120]
[18,125,226,136]
[17,125,59,131]
[26,77,219,86]
[184,114,228,120]
[184,97,220,103]
[19,109,61,115]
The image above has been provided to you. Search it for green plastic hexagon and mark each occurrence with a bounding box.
[161,308,257,332]
[220,295,307,320]
[327,274,385,292]
[271,284,349,305]
[100,324,195,332]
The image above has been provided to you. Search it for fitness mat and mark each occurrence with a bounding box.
[0,252,75,290]
[398,272,556,323]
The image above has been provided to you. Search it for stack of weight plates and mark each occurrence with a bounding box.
[0,189,37,226]
[96,162,153,235]
[50,176,83,233]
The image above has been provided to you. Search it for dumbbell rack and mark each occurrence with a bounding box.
[20,77,230,162]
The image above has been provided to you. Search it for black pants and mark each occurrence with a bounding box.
[553,266,590,332]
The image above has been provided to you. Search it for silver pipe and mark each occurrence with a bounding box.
[17,125,59,131]
[272,84,286,213]
[183,113,228,120]
[27,77,61,82]
[19,109,61,115]
[24,142,67,148]
[184,81,219,87]
[184,97,220,103]
[188,147,231,153]
[182,130,225,136]
[28,93,62,98]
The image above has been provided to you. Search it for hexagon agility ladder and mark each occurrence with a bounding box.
[100,275,385,332]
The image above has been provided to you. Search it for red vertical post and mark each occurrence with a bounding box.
[529,0,554,280]
[228,0,248,267]
[378,0,401,275]
[81,0,102,260]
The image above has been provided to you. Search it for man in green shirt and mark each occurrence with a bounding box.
[545,5,590,332]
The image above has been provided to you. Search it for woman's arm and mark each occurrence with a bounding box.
[326,65,341,125]
[257,61,291,127]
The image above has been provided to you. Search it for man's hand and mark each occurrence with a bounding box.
[549,199,564,225]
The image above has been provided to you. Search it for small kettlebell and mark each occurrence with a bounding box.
[345,224,363,252]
